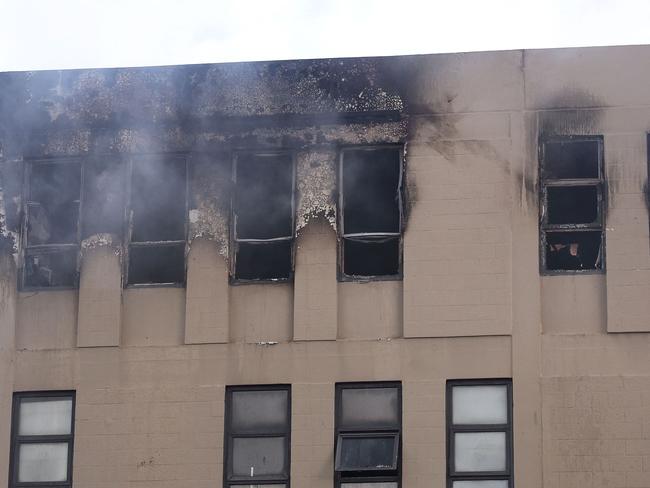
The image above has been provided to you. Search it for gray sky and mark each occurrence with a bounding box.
[1,0,649,72]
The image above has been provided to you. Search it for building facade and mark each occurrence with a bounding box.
[0,45,649,488]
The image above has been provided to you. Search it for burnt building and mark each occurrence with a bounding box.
[1,45,650,488]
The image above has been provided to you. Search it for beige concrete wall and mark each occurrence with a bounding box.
[3,45,650,488]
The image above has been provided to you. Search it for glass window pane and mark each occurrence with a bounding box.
[18,443,68,482]
[19,398,72,435]
[231,390,289,432]
[343,237,400,277]
[236,485,286,488]
[452,385,507,425]
[234,241,292,281]
[337,435,397,471]
[544,140,599,179]
[24,249,78,288]
[453,481,509,488]
[340,387,399,429]
[547,186,598,225]
[232,437,286,477]
[342,484,398,488]
[455,432,506,472]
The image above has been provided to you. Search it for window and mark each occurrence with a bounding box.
[339,146,403,279]
[224,385,291,488]
[540,137,605,273]
[232,152,295,282]
[126,154,188,285]
[335,382,401,488]
[22,159,82,288]
[446,379,512,488]
[9,391,75,488]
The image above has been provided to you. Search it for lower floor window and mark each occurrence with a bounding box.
[446,379,512,488]
[9,391,75,487]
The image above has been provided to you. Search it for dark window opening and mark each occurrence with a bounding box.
[446,379,512,488]
[340,147,402,280]
[540,137,605,273]
[82,157,125,238]
[22,160,82,289]
[127,155,187,286]
[335,382,401,488]
[224,386,290,488]
[232,152,294,282]
[9,391,76,488]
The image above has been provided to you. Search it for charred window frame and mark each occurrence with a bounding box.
[9,391,76,488]
[339,145,404,281]
[540,136,605,274]
[446,379,513,488]
[125,154,188,286]
[224,385,291,488]
[21,159,83,290]
[231,151,296,283]
[334,382,402,488]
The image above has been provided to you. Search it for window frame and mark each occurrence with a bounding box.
[9,390,76,488]
[338,144,404,282]
[230,150,297,284]
[124,153,189,288]
[223,384,292,488]
[446,379,513,488]
[334,381,402,488]
[20,158,84,291]
[539,135,606,275]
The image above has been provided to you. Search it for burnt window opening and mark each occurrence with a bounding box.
[540,137,605,273]
[340,146,403,280]
[126,155,187,286]
[82,157,125,239]
[232,152,295,282]
[23,160,82,289]
[446,379,513,488]
[335,382,402,488]
[224,385,291,488]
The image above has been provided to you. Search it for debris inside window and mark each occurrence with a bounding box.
[540,137,604,273]
[23,161,81,288]
[127,156,187,285]
[233,153,294,281]
[340,147,402,279]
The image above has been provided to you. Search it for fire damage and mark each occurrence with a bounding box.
[0,57,414,289]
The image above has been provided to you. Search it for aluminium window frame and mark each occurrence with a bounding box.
[334,381,402,488]
[539,135,606,275]
[223,384,292,488]
[338,144,405,282]
[230,150,297,284]
[446,378,513,488]
[20,158,84,291]
[124,152,189,288]
[8,390,76,488]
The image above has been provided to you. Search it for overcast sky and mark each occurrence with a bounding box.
[1,0,649,72]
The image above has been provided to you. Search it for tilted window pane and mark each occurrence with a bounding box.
[232,437,286,477]
[452,385,507,425]
[342,483,398,488]
[18,443,68,482]
[453,481,509,488]
[340,387,399,429]
[19,398,72,436]
[455,432,506,472]
[337,435,398,471]
[231,390,289,432]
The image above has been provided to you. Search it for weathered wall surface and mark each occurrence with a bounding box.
[1,45,650,488]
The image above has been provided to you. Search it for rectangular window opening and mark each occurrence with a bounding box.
[232,152,295,282]
[335,382,401,487]
[224,385,291,487]
[540,137,605,273]
[446,380,512,488]
[23,160,82,289]
[127,155,187,286]
[340,146,403,280]
[9,391,75,488]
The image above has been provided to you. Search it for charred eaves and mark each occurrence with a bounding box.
[540,137,605,273]
[126,155,187,286]
[232,152,295,282]
[340,146,403,279]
